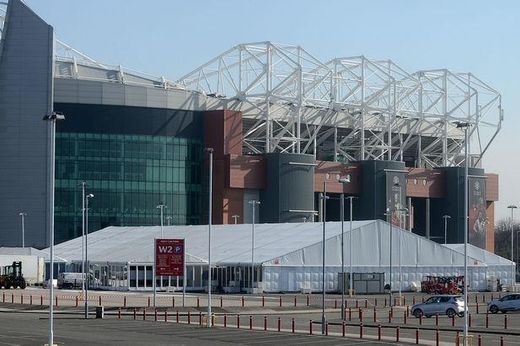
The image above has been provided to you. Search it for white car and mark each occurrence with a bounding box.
[488,294,520,314]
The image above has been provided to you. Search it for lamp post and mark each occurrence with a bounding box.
[517,230,520,282]
[442,215,451,244]
[43,111,65,346]
[19,212,27,248]
[166,216,172,226]
[338,176,351,319]
[384,208,394,307]
[85,193,93,319]
[79,181,86,312]
[156,204,167,238]
[320,180,330,335]
[232,215,240,224]
[206,148,214,328]
[456,121,470,346]
[507,205,517,285]
[347,196,355,298]
[249,200,260,292]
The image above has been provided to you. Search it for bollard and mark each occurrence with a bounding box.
[133,308,137,320]
[220,296,223,308]
[264,316,267,331]
[356,300,359,308]
[325,322,329,336]
[55,296,58,307]
[390,306,394,318]
[171,296,174,308]
[384,298,387,307]
[415,328,419,344]
[388,310,392,324]
[378,324,382,340]
[277,317,281,332]
[475,295,478,303]
[476,303,479,314]
[262,295,265,307]
[118,308,121,319]
[237,314,240,329]
[306,295,309,306]
[436,329,439,346]
[504,314,508,329]
[11,293,13,303]
[188,311,191,324]
[199,311,202,326]
[365,299,368,308]
[176,310,179,323]
[294,296,297,307]
[30,295,32,305]
[98,296,101,306]
[124,296,127,308]
[1,292,4,303]
[334,299,338,309]
[375,298,378,306]
[164,310,168,322]
[373,307,377,322]
[75,296,78,307]
[143,309,146,321]
[419,313,423,326]
[451,315,455,327]
[197,297,200,308]
[348,307,352,321]
[224,314,227,328]
[396,326,400,342]
[291,318,295,333]
[500,336,504,346]
[435,313,439,326]
[394,297,397,307]
[309,320,313,335]
[413,296,416,305]
[154,309,158,322]
[404,311,407,324]
[21,294,23,304]
[359,322,363,339]
[359,308,363,322]
[469,313,472,327]
[486,313,489,328]
[407,305,410,317]
[456,331,460,345]
[241,296,244,307]
[403,296,406,305]
[279,296,282,307]
[147,297,150,308]
[422,297,425,303]
[342,320,346,337]
[478,334,482,346]
[249,315,253,330]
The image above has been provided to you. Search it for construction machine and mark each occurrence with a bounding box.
[0,261,27,289]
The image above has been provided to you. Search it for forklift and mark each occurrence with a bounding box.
[0,261,26,289]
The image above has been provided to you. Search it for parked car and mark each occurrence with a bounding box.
[487,294,520,314]
[411,295,465,318]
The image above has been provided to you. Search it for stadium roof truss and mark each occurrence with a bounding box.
[0,1,502,168]
[176,42,502,167]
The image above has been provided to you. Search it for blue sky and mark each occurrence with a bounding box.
[26,0,520,222]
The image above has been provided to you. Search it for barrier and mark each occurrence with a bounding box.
[20,294,23,304]
[143,309,146,321]
[294,296,297,307]
[348,307,352,321]
[404,311,407,324]
[237,314,240,329]
[176,310,179,323]
[277,317,281,332]
[30,295,32,305]
[241,296,244,307]
[118,308,121,319]
[133,308,137,320]
[342,320,346,337]
[224,314,227,327]
[147,297,150,308]
[435,313,439,326]
[171,296,174,308]
[279,296,282,307]
[197,297,200,308]
[435,329,439,346]
[220,296,223,308]
[309,320,313,335]
[415,328,419,344]
[306,295,309,306]
[378,324,382,340]
[373,307,377,322]
[291,318,295,333]
[188,311,191,324]
[199,312,202,326]
[154,309,158,322]
[325,322,329,336]
[504,314,508,329]
[396,326,400,342]
[264,316,267,331]
[359,322,363,339]
[249,315,253,330]
[164,310,168,322]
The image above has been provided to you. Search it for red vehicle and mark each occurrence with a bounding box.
[421,276,463,294]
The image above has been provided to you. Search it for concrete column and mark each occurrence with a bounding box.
[425,198,430,239]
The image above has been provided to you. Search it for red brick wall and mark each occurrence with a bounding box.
[406,168,445,198]
[314,161,361,194]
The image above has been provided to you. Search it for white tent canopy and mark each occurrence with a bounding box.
[43,220,514,292]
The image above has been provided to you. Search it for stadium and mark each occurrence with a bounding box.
[0,0,501,256]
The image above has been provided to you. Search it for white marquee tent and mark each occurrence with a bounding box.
[43,220,514,292]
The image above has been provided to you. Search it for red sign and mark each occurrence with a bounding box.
[155,239,185,276]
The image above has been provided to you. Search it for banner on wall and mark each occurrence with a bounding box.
[385,171,407,227]
[468,177,487,249]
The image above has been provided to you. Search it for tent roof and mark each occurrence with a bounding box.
[444,244,514,266]
[43,221,375,264]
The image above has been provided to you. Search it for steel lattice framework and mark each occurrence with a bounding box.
[176,42,502,167]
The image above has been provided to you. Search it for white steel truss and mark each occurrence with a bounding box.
[177,42,502,168]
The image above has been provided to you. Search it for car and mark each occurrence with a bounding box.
[487,294,520,314]
[411,295,465,318]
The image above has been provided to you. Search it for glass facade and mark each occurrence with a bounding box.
[55,132,203,243]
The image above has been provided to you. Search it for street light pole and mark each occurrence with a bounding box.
[85,193,93,319]
[338,176,351,319]
[156,204,167,238]
[43,111,65,346]
[249,201,260,292]
[19,212,27,248]
[206,148,214,328]
[442,215,451,244]
[320,180,329,335]
[456,121,470,346]
[80,181,86,312]
[348,196,355,298]
[507,205,517,286]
